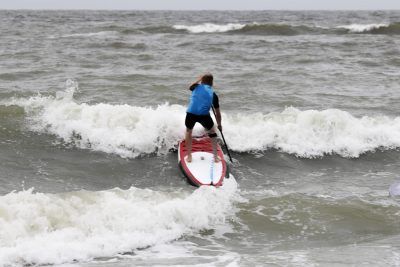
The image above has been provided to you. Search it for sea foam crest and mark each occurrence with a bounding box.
[54,31,119,38]
[336,23,388,33]
[6,83,187,158]
[173,23,246,33]
[224,108,400,157]
[0,178,238,265]
[5,87,400,158]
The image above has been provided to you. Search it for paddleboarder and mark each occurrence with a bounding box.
[185,73,222,163]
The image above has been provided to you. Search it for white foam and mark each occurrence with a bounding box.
[5,86,400,158]
[6,81,188,158]
[132,238,241,266]
[173,23,245,33]
[223,107,400,158]
[0,178,238,266]
[336,23,388,33]
[49,31,119,39]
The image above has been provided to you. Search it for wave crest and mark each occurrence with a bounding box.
[0,179,238,265]
[5,86,186,158]
[173,23,245,33]
[63,22,400,36]
[224,107,400,158]
[174,22,400,35]
[172,22,318,35]
[4,86,400,158]
[337,23,400,34]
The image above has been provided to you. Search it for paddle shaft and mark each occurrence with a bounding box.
[212,106,233,163]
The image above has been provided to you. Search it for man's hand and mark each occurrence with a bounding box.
[189,75,204,91]
[194,75,203,85]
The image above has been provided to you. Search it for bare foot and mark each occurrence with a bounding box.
[186,154,192,163]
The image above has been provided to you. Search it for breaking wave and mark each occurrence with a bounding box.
[337,22,400,34]
[71,22,400,36]
[337,23,388,33]
[4,82,400,158]
[171,22,400,35]
[173,23,246,33]
[173,22,320,35]
[224,108,400,158]
[0,179,238,266]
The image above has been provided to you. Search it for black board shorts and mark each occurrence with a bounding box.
[185,112,214,130]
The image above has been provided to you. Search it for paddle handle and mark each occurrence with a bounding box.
[212,106,233,163]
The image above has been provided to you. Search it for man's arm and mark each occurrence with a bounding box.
[212,93,222,131]
[215,107,222,131]
[189,76,203,91]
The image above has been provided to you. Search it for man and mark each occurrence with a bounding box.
[185,73,222,163]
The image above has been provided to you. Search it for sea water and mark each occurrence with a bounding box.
[1,10,400,266]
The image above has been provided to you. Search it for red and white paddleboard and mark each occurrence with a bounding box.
[178,136,228,187]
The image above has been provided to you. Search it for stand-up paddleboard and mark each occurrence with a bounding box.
[178,136,228,187]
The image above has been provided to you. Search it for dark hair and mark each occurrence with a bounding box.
[201,73,213,86]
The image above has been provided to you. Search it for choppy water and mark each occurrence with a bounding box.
[1,10,400,266]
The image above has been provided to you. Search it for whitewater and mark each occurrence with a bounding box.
[5,82,400,159]
[0,179,238,265]
[172,22,400,34]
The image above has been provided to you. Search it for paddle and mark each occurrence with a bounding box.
[212,106,233,163]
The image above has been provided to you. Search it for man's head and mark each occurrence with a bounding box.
[201,73,213,86]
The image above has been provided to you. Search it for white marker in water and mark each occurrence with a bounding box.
[389,181,400,197]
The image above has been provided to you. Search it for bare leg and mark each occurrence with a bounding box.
[208,127,221,163]
[185,128,193,162]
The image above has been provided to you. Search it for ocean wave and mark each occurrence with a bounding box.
[100,25,180,35]
[4,81,187,158]
[136,25,184,34]
[233,23,321,35]
[173,23,246,33]
[49,31,119,39]
[172,22,319,35]
[0,178,238,266]
[63,23,400,36]
[4,84,400,158]
[336,22,400,34]
[225,108,400,158]
[173,22,400,35]
[337,23,388,33]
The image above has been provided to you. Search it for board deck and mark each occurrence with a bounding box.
[178,136,227,187]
